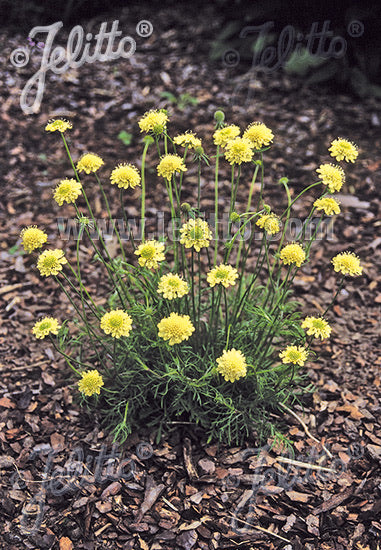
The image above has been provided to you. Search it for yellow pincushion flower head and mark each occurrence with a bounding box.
[279,345,308,367]
[213,125,240,147]
[302,317,331,340]
[76,153,104,174]
[100,310,133,338]
[173,131,202,149]
[78,370,104,397]
[20,225,48,253]
[157,154,187,180]
[313,197,340,216]
[224,137,253,165]
[207,264,238,288]
[157,273,189,300]
[331,251,363,277]
[37,249,67,277]
[180,218,212,252]
[256,213,280,235]
[280,243,306,268]
[329,138,358,163]
[243,122,274,149]
[110,163,141,189]
[157,312,195,345]
[32,317,61,339]
[216,349,247,383]
[316,163,345,193]
[138,109,168,135]
[53,178,82,206]
[135,240,165,269]
[45,118,72,133]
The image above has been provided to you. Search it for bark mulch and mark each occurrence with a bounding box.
[1,3,380,549]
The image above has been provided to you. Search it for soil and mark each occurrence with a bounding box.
[0,3,380,549]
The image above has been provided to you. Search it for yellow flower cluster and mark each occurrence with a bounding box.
[207,264,238,288]
[180,219,212,252]
[135,240,165,269]
[158,313,195,345]
[316,164,345,193]
[32,317,61,339]
[174,132,202,149]
[302,316,331,340]
[213,125,240,147]
[216,349,247,382]
[54,178,82,206]
[256,214,280,235]
[77,153,104,174]
[45,118,72,133]
[224,137,253,165]
[78,370,104,396]
[20,226,48,253]
[243,122,274,149]
[279,345,308,366]
[110,163,141,189]
[280,243,306,268]
[313,197,340,216]
[100,310,133,338]
[332,252,363,277]
[157,274,189,300]
[37,249,67,277]
[157,154,187,180]
[329,138,358,163]
[139,109,168,134]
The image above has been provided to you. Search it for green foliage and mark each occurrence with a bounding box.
[160,91,199,111]
[26,110,360,446]
[117,131,133,146]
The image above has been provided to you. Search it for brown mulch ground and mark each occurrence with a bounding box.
[1,4,381,549]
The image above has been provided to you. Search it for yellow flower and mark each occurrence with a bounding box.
[224,137,253,165]
[256,214,280,235]
[331,252,363,277]
[157,154,187,180]
[216,349,247,382]
[135,240,165,269]
[280,243,306,268]
[279,345,308,366]
[76,153,104,174]
[138,109,168,134]
[180,218,212,252]
[157,274,189,300]
[20,226,48,253]
[37,249,67,277]
[313,197,340,216]
[213,125,240,147]
[110,163,141,189]
[174,132,202,149]
[243,122,274,149]
[157,312,195,345]
[100,310,133,338]
[301,317,331,340]
[45,118,72,133]
[207,264,238,288]
[316,164,345,193]
[53,178,82,206]
[329,138,358,163]
[32,317,61,339]
[78,370,104,397]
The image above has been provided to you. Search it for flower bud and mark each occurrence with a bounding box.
[181,202,191,213]
[230,211,240,222]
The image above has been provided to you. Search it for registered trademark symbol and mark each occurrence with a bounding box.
[136,20,153,38]
[347,20,364,38]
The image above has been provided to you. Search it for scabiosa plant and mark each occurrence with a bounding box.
[24,112,365,445]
